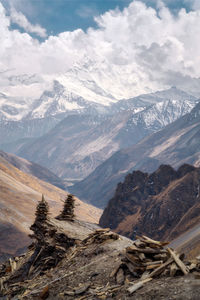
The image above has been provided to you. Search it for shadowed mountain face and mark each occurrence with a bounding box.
[71,102,200,208]
[0,156,101,261]
[99,164,200,243]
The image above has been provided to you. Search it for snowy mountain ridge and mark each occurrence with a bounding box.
[12,94,199,182]
[129,98,198,131]
[0,75,197,122]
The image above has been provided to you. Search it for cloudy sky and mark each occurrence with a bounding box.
[1,0,200,100]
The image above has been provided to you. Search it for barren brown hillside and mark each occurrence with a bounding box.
[0,156,102,260]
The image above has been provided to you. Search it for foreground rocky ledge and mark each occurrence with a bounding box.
[0,217,200,299]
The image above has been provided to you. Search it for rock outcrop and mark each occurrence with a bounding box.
[56,194,75,221]
[99,164,200,242]
[1,214,200,300]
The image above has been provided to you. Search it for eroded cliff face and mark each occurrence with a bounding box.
[99,164,200,241]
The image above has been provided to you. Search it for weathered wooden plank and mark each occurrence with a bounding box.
[144,260,163,266]
[126,245,166,254]
[153,254,168,262]
[146,264,162,270]
[127,278,152,294]
[147,257,174,278]
[140,271,150,280]
[95,228,110,232]
[167,248,189,275]
[142,235,169,246]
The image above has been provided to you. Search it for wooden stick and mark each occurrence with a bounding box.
[140,271,150,280]
[167,248,189,275]
[146,264,162,270]
[144,260,163,266]
[142,235,169,246]
[126,245,166,254]
[128,278,152,294]
[147,257,174,278]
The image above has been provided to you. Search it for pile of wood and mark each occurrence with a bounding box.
[82,228,119,246]
[124,235,189,277]
[0,255,27,294]
[113,235,200,294]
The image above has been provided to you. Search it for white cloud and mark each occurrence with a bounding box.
[190,0,200,9]
[10,7,47,37]
[1,0,200,101]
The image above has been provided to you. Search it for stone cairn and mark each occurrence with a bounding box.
[29,195,49,242]
[56,194,75,221]
[35,194,49,222]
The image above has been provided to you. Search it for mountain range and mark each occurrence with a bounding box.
[0,86,198,182]
[1,72,200,280]
[0,79,108,146]
[1,72,200,246]
[71,101,200,208]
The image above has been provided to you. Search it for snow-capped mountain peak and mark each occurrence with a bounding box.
[0,69,198,123]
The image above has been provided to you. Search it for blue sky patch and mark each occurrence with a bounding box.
[1,0,196,37]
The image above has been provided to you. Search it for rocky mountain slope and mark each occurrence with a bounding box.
[71,101,200,208]
[0,116,62,146]
[99,164,200,244]
[0,156,101,261]
[8,88,198,181]
[15,114,108,180]
[1,212,200,300]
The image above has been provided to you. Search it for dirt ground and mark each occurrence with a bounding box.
[22,238,200,300]
[1,218,200,299]
[131,275,200,300]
